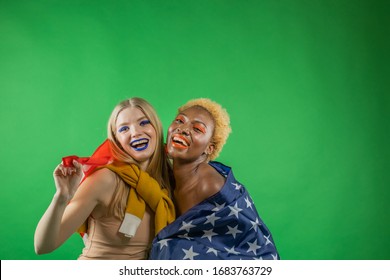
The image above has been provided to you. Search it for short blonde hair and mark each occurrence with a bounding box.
[178,98,231,160]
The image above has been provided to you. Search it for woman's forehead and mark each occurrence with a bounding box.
[180,106,213,120]
[116,106,146,124]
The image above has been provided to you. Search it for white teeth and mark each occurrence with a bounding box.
[131,139,148,147]
[173,136,188,146]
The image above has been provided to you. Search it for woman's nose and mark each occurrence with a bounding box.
[177,126,190,135]
[130,125,142,137]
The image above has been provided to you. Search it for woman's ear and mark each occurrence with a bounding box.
[205,143,215,156]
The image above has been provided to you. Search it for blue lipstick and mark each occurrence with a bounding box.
[130,138,149,151]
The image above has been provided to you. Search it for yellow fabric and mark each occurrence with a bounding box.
[78,162,175,237]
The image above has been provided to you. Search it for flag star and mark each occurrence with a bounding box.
[202,229,218,242]
[253,256,263,260]
[224,246,240,255]
[179,221,196,232]
[157,239,172,249]
[246,239,261,255]
[205,212,221,226]
[264,234,273,246]
[244,196,253,209]
[226,225,243,239]
[178,233,192,240]
[272,254,278,260]
[206,247,219,256]
[250,218,260,232]
[228,202,243,218]
[232,182,242,190]
[182,246,199,260]
[212,202,226,212]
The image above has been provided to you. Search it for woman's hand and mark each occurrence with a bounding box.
[53,160,83,202]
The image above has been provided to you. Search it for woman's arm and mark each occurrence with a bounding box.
[34,161,115,254]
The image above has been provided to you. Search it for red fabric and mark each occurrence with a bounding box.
[62,156,90,167]
[62,139,113,178]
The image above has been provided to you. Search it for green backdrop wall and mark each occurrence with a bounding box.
[0,0,388,260]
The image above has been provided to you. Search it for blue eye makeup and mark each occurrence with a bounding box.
[140,119,151,126]
[118,126,129,133]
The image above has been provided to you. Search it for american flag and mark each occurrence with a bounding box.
[150,162,279,260]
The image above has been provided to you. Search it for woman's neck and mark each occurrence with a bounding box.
[172,158,207,190]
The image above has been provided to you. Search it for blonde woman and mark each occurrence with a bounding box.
[150,98,279,260]
[35,97,175,259]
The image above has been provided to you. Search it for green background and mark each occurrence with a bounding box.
[0,0,388,260]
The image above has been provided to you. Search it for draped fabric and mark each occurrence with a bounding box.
[150,161,279,260]
[62,139,113,178]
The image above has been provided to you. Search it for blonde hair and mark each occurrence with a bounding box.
[178,98,231,160]
[107,97,171,191]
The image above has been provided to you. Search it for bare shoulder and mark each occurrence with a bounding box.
[78,167,118,201]
[197,163,225,200]
[85,168,117,186]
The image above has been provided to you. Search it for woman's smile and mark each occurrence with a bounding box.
[130,138,150,151]
[171,134,190,149]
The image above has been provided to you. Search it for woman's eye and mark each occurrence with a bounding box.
[175,118,184,124]
[118,126,129,133]
[194,126,205,133]
[140,119,151,126]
